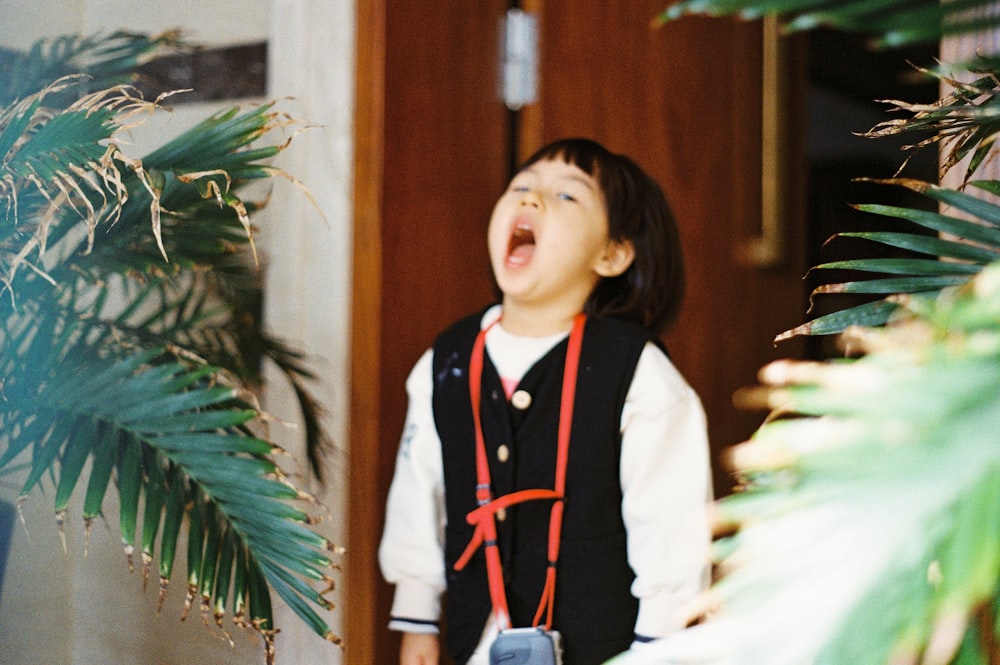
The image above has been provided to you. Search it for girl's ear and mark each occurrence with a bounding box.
[595,239,635,277]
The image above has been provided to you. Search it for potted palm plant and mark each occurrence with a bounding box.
[0,32,339,664]
[608,3,1000,665]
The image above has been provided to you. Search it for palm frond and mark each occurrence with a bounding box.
[0,32,337,663]
[0,74,330,476]
[612,264,1000,665]
[778,179,1000,340]
[0,31,186,106]
[3,336,341,661]
[863,65,1000,185]
[654,0,1000,50]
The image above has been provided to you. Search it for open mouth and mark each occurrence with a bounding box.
[507,224,536,265]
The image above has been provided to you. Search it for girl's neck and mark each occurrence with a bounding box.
[498,299,582,337]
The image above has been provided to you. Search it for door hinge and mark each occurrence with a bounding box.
[499,8,539,111]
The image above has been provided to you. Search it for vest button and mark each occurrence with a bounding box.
[496,507,507,522]
[497,444,510,463]
[511,389,532,410]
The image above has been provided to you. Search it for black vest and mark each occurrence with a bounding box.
[432,310,653,665]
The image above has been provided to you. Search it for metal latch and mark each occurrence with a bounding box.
[499,8,539,111]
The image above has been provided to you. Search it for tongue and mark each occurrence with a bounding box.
[508,243,535,265]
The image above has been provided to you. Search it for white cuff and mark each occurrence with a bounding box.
[634,591,692,640]
[389,578,442,625]
[388,617,440,634]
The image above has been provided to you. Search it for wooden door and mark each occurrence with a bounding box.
[350,2,807,662]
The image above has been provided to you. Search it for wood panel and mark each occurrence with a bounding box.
[349,1,509,663]
[347,0,385,662]
[520,0,808,494]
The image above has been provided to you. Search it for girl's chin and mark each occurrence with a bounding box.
[494,275,533,300]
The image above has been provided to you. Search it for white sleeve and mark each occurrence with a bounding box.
[620,343,712,640]
[377,349,447,632]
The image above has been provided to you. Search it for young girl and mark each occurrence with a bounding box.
[379,138,711,665]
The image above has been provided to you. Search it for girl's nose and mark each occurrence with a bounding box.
[519,190,541,209]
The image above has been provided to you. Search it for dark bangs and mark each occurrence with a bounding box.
[520,138,685,335]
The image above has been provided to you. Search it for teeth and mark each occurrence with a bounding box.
[507,223,536,264]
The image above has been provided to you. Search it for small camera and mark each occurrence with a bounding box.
[488,627,563,665]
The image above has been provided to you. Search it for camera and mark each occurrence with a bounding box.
[488,627,563,665]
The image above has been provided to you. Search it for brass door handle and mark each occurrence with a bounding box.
[742,15,788,268]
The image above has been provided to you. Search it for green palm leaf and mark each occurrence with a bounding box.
[834,232,1000,263]
[813,274,971,294]
[0,31,185,107]
[776,298,901,339]
[4,344,340,659]
[814,258,981,276]
[655,0,1000,49]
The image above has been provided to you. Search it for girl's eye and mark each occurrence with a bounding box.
[557,192,578,202]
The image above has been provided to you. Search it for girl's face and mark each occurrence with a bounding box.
[487,158,634,318]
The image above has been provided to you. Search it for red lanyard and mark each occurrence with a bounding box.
[452,313,586,630]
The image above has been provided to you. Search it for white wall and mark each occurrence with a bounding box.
[2,0,88,50]
[2,0,270,49]
[259,1,355,663]
[0,2,354,664]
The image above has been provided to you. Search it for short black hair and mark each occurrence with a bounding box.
[518,138,685,334]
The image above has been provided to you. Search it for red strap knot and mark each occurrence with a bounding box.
[453,489,562,572]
